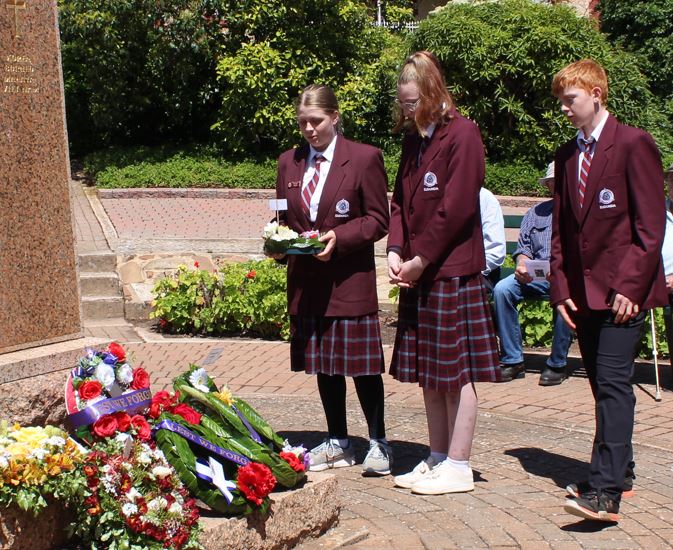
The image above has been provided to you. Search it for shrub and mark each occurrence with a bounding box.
[83,145,277,189]
[212,0,405,155]
[598,0,673,104]
[151,260,289,339]
[411,0,673,165]
[58,0,227,154]
[485,161,545,197]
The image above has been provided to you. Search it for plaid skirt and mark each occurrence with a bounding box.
[390,275,500,391]
[290,314,385,376]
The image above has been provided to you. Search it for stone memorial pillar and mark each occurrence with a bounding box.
[0,0,81,354]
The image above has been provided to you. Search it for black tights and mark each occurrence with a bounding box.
[316,373,385,440]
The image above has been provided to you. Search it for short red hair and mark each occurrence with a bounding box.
[552,59,608,103]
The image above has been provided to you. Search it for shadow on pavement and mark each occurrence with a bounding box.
[504,447,588,490]
[560,520,618,532]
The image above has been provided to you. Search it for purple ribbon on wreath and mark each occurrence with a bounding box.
[231,404,263,444]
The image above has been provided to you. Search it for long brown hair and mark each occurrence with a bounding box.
[296,84,343,134]
[393,51,454,136]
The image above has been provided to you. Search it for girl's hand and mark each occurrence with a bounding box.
[397,255,429,287]
[388,251,403,284]
[315,230,336,262]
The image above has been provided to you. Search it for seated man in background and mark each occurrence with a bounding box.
[493,162,572,385]
[480,187,506,292]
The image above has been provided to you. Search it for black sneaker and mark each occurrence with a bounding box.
[564,493,619,522]
[566,471,635,499]
[538,366,568,386]
[499,362,525,382]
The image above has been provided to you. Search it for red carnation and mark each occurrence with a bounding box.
[246,270,256,279]
[78,380,103,401]
[92,414,118,438]
[170,403,202,425]
[280,451,305,473]
[149,390,174,418]
[130,367,150,390]
[236,462,276,506]
[107,342,126,362]
[130,414,152,441]
[194,261,200,268]
[112,411,132,432]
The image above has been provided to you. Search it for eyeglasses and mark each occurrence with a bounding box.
[394,98,421,111]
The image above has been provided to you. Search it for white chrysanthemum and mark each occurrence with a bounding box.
[152,466,172,479]
[277,225,298,240]
[168,501,182,515]
[28,448,48,460]
[126,487,142,502]
[94,363,116,389]
[262,221,279,239]
[116,363,134,385]
[122,503,138,516]
[137,452,152,465]
[188,368,210,393]
[147,496,168,512]
[45,436,66,448]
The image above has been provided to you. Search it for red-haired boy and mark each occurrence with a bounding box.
[550,59,667,522]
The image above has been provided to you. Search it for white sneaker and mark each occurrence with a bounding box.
[362,440,393,476]
[307,439,356,472]
[393,456,439,489]
[410,460,474,495]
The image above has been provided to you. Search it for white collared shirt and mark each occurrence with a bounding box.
[479,188,506,275]
[576,111,609,183]
[302,134,337,223]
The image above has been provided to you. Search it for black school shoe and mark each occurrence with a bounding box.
[566,470,635,499]
[499,362,525,382]
[538,366,568,386]
[564,492,620,522]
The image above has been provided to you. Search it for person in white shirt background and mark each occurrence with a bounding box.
[479,188,506,291]
[664,162,673,297]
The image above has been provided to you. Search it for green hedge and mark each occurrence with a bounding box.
[84,144,553,196]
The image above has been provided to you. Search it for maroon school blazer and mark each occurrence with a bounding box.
[387,110,486,281]
[550,114,668,313]
[275,135,389,317]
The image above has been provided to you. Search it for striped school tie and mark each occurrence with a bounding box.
[302,154,324,219]
[578,137,595,208]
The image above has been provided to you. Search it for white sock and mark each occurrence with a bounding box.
[430,451,448,463]
[446,456,470,473]
[371,437,388,446]
[330,438,349,448]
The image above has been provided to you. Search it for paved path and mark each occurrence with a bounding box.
[122,339,673,549]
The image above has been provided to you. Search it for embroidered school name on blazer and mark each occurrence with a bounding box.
[275,135,389,318]
[550,114,668,313]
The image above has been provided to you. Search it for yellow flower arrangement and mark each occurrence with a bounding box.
[213,386,234,406]
[0,422,86,513]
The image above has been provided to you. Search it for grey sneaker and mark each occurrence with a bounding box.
[393,455,438,488]
[362,440,392,476]
[308,439,356,472]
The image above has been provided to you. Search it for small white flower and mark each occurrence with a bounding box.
[94,363,116,389]
[137,452,152,465]
[122,503,138,516]
[116,363,134,385]
[45,436,66,448]
[168,501,182,515]
[277,225,298,240]
[282,439,307,457]
[126,487,142,502]
[28,448,48,460]
[147,497,168,512]
[188,368,210,393]
[262,221,279,239]
[152,466,172,479]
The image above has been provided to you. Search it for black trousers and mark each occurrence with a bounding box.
[316,373,386,440]
[575,310,645,501]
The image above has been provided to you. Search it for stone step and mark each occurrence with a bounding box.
[81,296,125,320]
[79,271,120,297]
[78,251,117,272]
[81,317,130,328]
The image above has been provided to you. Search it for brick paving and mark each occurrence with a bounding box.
[119,339,673,549]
